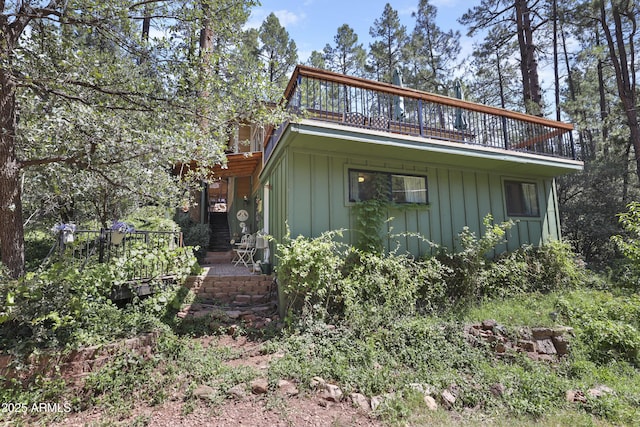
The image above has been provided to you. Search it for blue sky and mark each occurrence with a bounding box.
[247,0,481,63]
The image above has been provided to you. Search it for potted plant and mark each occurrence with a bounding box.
[110,221,134,245]
[52,223,77,245]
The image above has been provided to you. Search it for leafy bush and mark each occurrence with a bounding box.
[435,215,514,305]
[556,290,640,366]
[174,211,210,262]
[0,244,197,352]
[24,229,56,272]
[277,216,588,323]
[612,201,640,290]
[276,230,348,319]
[481,240,586,299]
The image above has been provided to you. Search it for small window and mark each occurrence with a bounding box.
[349,170,427,204]
[504,180,539,217]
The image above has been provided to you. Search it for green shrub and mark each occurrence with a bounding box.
[556,290,640,366]
[276,216,588,323]
[276,230,347,320]
[0,244,197,352]
[612,201,640,290]
[481,240,585,299]
[24,229,56,272]
[174,211,210,262]
[435,215,514,305]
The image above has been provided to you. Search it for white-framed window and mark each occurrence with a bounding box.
[504,180,539,217]
[348,169,428,204]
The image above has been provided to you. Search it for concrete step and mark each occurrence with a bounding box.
[202,251,234,264]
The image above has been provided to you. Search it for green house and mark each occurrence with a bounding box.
[257,66,582,260]
[189,65,582,276]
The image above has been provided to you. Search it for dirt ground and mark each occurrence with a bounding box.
[46,335,383,427]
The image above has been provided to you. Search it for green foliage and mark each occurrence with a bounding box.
[174,211,210,262]
[276,229,348,319]
[352,172,392,253]
[277,215,584,325]
[437,215,514,305]
[556,290,640,367]
[558,158,632,269]
[612,201,640,289]
[24,230,56,272]
[0,244,197,352]
[480,240,586,300]
[269,284,640,425]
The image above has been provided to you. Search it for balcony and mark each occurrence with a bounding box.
[265,66,577,165]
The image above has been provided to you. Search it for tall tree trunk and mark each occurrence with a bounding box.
[198,1,214,132]
[600,1,640,181]
[0,68,25,278]
[552,0,561,122]
[561,16,589,158]
[595,28,609,145]
[496,50,506,109]
[515,0,543,116]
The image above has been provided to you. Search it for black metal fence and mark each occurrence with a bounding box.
[45,229,184,287]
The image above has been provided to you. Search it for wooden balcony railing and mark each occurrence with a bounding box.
[265,66,576,162]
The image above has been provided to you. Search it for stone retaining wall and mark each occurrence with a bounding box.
[466,320,573,361]
[0,332,158,385]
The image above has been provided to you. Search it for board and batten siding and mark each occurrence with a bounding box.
[264,146,561,259]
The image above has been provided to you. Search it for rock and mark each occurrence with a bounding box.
[490,383,506,397]
[193,385,217,400]
[588,385,614,398]
[494,324,508,336]
[423,395,438,411]
[481,319,498,330]
[495,343,506,353]
[565,389,576,402]
[536,339,557,355]
[320,383,343,402]
[551,326,574,336]
[519,340,536,352]
[466,325,481,336]
[370,395,384,411]
[551,335,569,355]
[537,354,556,362]
[566,389,586,403]
[441,390,456,409]
[250,378,269,394]
[310,376,326,389]
[228,384,247,400]
[277,379,299,396]
[235,295,252,304]
[531,328,554,340]
[350,393,370,411]
[408,383,436,395]
[225,310,242,319]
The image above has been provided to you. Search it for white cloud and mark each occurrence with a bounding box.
[274,9,305,27]
[246,8,305,31]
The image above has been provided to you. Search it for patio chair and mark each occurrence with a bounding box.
[233,233,256,269]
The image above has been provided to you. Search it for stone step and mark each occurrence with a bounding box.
[202,251,234,264]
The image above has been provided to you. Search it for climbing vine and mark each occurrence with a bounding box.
[352,173,391,253]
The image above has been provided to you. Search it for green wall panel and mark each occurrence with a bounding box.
[262,136,564,263]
